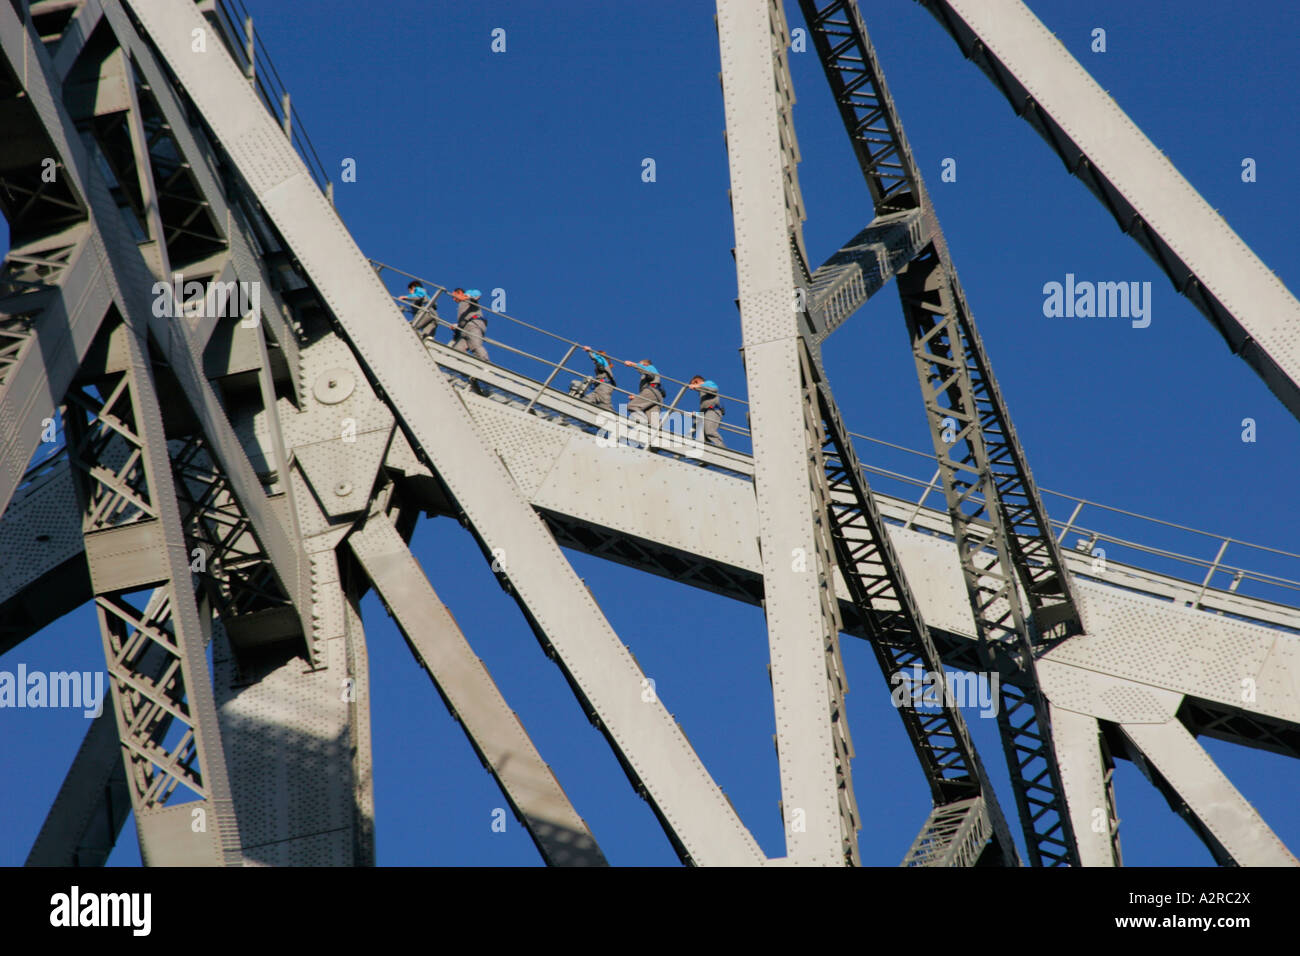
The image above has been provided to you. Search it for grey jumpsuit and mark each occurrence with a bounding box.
[452,296,489,361]
[626,364,664,421]
[697,382,726,447]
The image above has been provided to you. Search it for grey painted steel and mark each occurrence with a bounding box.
[428,348,1297,631]
[0,0,308,635]
[211,604,372,865]
[95,0,301,382]
[1049,707,1120,867]
[459,390,1300,742]
[131,0,763,866]
[0,2,98,530]
[349,510,608,867]
[919,0,1300,422]
[5,0,1297,869]
[84,324,243,865]
[49,0,105,81]
[0,456,87,648]
[0,232,107,521]
[806,211,928,342]
[811,354,1017,864]
[800,0,1083,866]
[901,797,990,867]
[341,591,377,866]
[1120,718,1297,867]
[0,230,107,523]
[718,0,854,865]
[27,605,205,867]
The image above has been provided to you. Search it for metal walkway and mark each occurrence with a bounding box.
[3,0,1298,867]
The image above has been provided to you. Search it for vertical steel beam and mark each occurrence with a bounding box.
[718,0,855,864]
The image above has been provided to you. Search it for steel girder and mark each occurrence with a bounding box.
[348,505,608,867]
[902,797,990,867]
[1114,717,1297,867]
[69,317,242,865]
[447,370,1299,865]
[0,30,105,521]
[1049,707,1121,867]
[0,0,309,637]
[6,0,1296,869]
[799,0,1086,866]
[808,343,1018,865]
[1,0,369,865]
[129,0,765,866]
[718,0,861,864]
[805,211,928,344]
[916,0,1300,425]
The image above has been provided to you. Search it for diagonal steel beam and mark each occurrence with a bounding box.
[800,0,1084,866]
[901,796,991,867]
[72,319,244,865]
[808,339,1019,865]
[805,210,928,342]
[0,233,110,522]
[26,708,130,867]
[349,508,607,867]
[130,0,763,866]
[1121,717,1297,867]
[0,0,309,636]
[917,0,1300,424]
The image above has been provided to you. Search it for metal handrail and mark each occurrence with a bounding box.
[189,8,1298,611]
[372,260,751,414]
[373,260,1300,609]
[211,0,335,201]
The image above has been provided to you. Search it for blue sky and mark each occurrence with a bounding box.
[3,0,1298,866]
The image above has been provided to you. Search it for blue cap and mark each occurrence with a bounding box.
[467,288,482,298]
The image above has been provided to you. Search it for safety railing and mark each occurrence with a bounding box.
[832,434,1300,615]
[188,6,1300,619]
[371,260,753,451]
[371,258,1300,614]
[210,0,335,203]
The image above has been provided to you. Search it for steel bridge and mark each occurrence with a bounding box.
[1,0,1297,866]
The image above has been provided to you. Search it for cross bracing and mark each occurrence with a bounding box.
[1,0,1297,867]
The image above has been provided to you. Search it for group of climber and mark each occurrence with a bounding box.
[397,280,488,361]
[579,348,727,448]
[394,279,727,448]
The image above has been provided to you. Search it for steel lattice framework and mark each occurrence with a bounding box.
[2,0,1297,867]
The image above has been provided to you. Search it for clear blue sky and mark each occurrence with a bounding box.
[3,0,1298,866]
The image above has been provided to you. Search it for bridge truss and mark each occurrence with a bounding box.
[1,0,1297,866]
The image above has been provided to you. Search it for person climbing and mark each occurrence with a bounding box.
[688,375,726,447]
[580,346,616,411]
[398,280,439,341]
[451,288,489,361]
[623,358,664,423]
